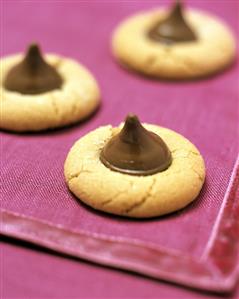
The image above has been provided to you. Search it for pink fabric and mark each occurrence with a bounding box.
[2,239,239,299]
[1,0,239,297]
[1,164,239,291]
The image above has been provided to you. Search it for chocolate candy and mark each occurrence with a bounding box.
[148,1,197,44]
[4,44,63,94]
[100,114,172,175]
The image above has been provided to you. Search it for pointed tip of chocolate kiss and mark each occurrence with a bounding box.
[23,43,45,67]
[120,114,148,145]
[100,114,172,176]
[123,113,141,131]
[26,43,42,57]
[147,0,197,43]
[4,43,63,95]
[173,0,183,8]
[171,0,183,13]
[28,42,40,51]
[170,0,185,20]
[125,113,139,123]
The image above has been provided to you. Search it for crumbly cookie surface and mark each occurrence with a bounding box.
[112,9,236,79]
[64,124,206,218]
[0,54,100,132]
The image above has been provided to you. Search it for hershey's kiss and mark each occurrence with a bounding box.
[148,1,197,44]
[100,114,172,176]
[4,43,63,94]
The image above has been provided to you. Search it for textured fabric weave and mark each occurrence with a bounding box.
[1,0,239,297]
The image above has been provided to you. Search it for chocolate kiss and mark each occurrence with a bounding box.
[100,114,172,176]
[148,1,197,43]
[4,44,63,94]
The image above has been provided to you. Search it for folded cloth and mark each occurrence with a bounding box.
[1,0,238,293]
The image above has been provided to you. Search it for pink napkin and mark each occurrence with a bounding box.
[1,0,239,293]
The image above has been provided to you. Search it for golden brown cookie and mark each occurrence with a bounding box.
[64,117,205,218]
[1,46,100,132]
[112,4,236,79]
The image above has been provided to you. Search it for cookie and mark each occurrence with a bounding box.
[64,115,205,218]
[0,44,100,132]
[112,2,236,79]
